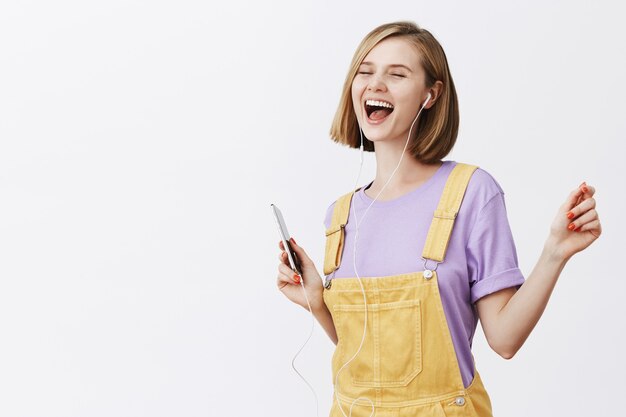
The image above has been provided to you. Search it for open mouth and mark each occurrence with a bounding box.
[365,101,394,123]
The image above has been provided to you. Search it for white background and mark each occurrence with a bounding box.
[1,1,624,416]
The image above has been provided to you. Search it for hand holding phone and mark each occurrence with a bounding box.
[270,203,302,275]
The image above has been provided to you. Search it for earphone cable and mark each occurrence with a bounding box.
[289,95,431,417]
[333,96,431,417]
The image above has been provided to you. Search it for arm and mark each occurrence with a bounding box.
[476,182,601,359]
[476,245,566,359]
[277,238,338,345]
[311,300,338,345]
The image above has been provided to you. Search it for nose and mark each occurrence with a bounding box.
[367,73,387,92]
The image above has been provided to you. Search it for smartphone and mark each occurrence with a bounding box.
[270,203,302,276]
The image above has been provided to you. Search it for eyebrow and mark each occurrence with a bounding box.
[359,61,413,72]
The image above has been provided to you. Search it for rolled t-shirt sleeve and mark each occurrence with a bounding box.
[466,191,525,304]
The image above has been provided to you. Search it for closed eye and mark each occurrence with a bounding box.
[357,71,405,78]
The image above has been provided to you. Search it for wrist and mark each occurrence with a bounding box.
[308,294,326,314]
[542,237,570,266]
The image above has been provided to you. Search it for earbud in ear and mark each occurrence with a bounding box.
[422,92,432,107]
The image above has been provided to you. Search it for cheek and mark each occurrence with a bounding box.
[351,88,362,110]
[350,88,358,104]
[351,78,367,96]
[395,95,419,117]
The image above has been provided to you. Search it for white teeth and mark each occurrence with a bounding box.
[365,99,394,109]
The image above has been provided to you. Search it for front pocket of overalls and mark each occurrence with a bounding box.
[333,299,422,388]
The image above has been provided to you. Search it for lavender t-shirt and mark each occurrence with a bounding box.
[323,160,525,389]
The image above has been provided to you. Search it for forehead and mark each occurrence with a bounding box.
[360,37,421,69]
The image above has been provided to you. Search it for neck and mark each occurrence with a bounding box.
[368,137,442,193]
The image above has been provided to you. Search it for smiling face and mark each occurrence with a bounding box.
[351,36,430,144]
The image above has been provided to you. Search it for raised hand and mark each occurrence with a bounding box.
[546,181,602,261]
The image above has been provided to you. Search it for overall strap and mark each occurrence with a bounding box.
[421,162,478,262]
[323,188,360,276]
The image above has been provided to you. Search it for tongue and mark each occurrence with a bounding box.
[370,108,392,120]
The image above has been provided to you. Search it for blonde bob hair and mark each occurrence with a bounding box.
[329,21,459,164]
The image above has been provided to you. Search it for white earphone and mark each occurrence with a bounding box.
[425,92,432,105]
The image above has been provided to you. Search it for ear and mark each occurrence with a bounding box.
[425,80,444,109]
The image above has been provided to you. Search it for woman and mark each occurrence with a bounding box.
[276,21,601,417]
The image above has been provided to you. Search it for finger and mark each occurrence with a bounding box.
[574,184,584,206]
[567,197,596,220]
[565,187,585,211]
[277,272,300,288]
[279,240,285,250]
[278,250,291,266]
[279,247,297,267]
[576,182,596,204]
[289,237,310,263]
[568,208,597,231]
[276,272,300,289]
[579,196,596,210]
[577,218,601,234]
[278,262,300,283]
[277,270,300,285]
[581,184,595,197]
[573,195,582,211]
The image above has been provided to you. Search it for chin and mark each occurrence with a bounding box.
[361,132,383,142]
[362,128,399,143]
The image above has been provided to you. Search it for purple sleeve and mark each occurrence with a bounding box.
[466,192,525,304]
[323,201,335,230]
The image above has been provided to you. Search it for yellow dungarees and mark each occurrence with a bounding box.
[322,163,494,417]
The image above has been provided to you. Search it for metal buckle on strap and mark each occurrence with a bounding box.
[433,209,457,220]
[421,257,442,280]
[324,275,332,289]
[325,223,345,237]
[324,270,336,289]
[422,256,442,271]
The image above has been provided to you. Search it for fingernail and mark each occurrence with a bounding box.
[290,237,297,245]
[581,186,588,193]
[566,211,574,219]
[568,223,576,230]
[293,274,301,283]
